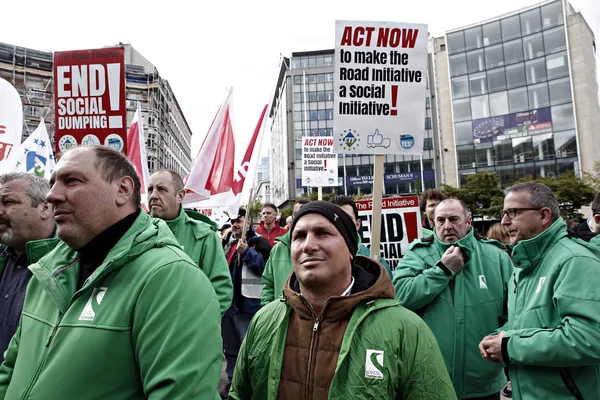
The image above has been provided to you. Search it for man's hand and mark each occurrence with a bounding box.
[236,240,248,255]
[440,245,465,273]
[478,331,506,363]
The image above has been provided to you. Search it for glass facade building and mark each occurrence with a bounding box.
[443,0,585,186]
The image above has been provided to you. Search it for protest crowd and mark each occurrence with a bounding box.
[0,145,599,400]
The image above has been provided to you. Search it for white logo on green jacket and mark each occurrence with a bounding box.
[479,274,488,289]
[365,349,384,380]
[536,277,547,294]
[78,287,108,321]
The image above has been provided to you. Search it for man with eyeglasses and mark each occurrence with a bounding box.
[479,182,600,399]
[394,198,513,400]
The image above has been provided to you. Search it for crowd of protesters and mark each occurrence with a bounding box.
[0,148,599,399]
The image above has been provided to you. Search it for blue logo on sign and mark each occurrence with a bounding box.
[399,134,415,150]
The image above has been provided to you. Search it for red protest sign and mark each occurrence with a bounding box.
[53,47,127,154]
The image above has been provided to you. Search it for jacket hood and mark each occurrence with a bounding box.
[282,255,395,321]
[512,218,568,273]
[165,207,215,240]
[183,208,218,230]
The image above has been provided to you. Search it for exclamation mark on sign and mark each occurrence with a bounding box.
[390,85,398,116]
[324,160,327,170]
[107,63,123,129]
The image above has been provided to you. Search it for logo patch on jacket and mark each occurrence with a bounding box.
[365,349,384,380]
[79,287,108,321]
[535,277,547,293]
[479,275,488,289]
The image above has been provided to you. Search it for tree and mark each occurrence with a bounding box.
[529,171,595,219]
[583,161,600,192]
[442,171,505,219]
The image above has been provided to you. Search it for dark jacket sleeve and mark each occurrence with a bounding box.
[242,237,270,276]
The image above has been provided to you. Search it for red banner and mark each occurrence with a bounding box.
[53,47,127,154]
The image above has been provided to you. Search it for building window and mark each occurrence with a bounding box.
[447,31,466,54]
[483,21,502,46]
[548,77,572,105]
[546,52,569,79]
[528,82,550,108]
[541,1,564,29]
[503,38,524,65]
[453,98,472,121]
[508,87,529,112]
[523,33,545,60]
[554,130,577,158]
[449,54,468,76]
[501,15,522,42]
[425,117,432,130]
[543,26,566,54]
[457,145,476,169]
[471,94,490,119]
[455,121,474,145]
[452,76,470,98]
[487,68,507,92]
[489,91,509,116]
[532,133,555,160]
[495,139,514,165]
[525,58,548,84]
[424,137,433,150]
[467,49,485,73]
[551,103,575,131]
[506,63,527,88]
[469,72,487,95]
[475,142,494,167]
[485,44,505,69]
[521,8,543,35]
[465,26,484,50]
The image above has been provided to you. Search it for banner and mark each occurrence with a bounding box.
[0,118,55,179]
[356,195,422,270]
[0,78,23,162]
[53,47,126,153]
[301,136,338,187]
[333,21,428,155]
[473,107,553,143]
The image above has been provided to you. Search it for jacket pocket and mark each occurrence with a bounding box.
[559,368,584,400]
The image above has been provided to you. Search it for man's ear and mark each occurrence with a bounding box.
[115,176,135,206]
[39,201,52,220]
[176,188,185,205]
[540,207,553,225]
[594,214,600,229]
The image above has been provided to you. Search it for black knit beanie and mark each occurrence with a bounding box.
[291,201,358,256]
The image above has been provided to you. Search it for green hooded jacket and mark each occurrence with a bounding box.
[163,207,233,316]
[0,211,223,400]
[393,228,513,398]
[232,256,456,400]
[0,236,60,276]
[260,232,392,307]
[504,218,600,400]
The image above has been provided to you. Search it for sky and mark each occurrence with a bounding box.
[1,0,598,163]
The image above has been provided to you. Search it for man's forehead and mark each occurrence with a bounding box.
[149,171,173,185]
[294,213,333,228]
[435,201,463,217]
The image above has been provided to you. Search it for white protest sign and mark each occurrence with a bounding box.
[301,136,338,187]
[333,21,428,155]
[356,195,422,270]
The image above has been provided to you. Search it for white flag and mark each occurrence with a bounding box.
[0,118,55,179]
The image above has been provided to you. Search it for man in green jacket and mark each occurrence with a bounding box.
[0,146,222,399]
[394,198,513,399]
[148,170,233,316]
[260,198,310,307]
[0,173,59,363]
[230,201,456,399]
[479,182,600,400]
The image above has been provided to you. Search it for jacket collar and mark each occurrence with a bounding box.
[511,218,567,274]
[433,227,477,263]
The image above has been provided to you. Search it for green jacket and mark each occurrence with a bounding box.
[232,256,456,399]
[504,218,600,400]
[393,228,513,398]
[0,236,60,276]
[260,232,392,307]
[164,207,233,316]
[0,211,223,399]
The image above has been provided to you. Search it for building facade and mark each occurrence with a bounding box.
[433,0,599,187]
[268,50,436,206]
[0,42,192,177]
[268,0,599,206]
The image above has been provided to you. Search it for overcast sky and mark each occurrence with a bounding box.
[1,0,598,161]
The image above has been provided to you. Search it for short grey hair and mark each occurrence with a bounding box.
[0,172,50,207]
[505,182,560,221]
[437,198,471,219]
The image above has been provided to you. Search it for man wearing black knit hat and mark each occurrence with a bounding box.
[228,201,456,400]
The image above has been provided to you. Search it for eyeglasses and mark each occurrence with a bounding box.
[500,208,542,220]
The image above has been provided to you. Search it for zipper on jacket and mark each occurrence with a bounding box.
[302,296,328,400]
[22,314,63,399]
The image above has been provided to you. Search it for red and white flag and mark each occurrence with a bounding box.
[127,102,150,210]
[184,88,268,218]
[0,78,23,164]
